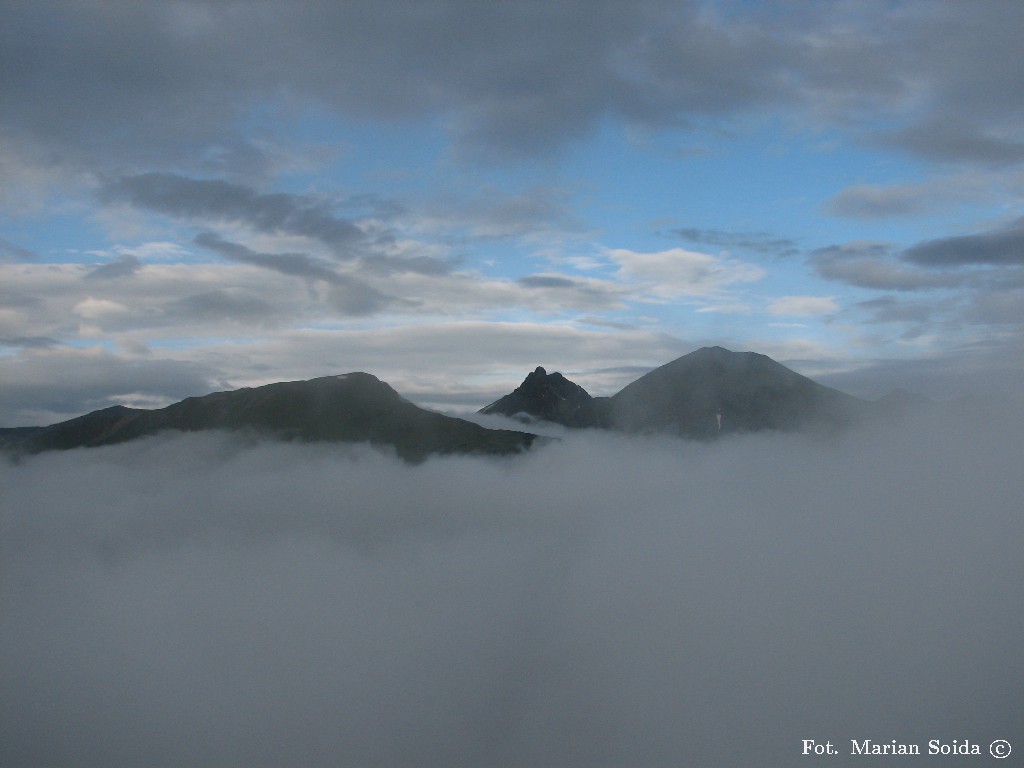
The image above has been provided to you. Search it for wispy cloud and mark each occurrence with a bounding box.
[671,227,798,257]
[606,247,765,299]
[101,173,368,253]
[810,243,963,291]
[0,236,37,262]
[903,216,1024,267]
[766,295,838,316]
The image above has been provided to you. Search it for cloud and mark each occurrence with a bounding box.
[853,296,939,331]
[0,259,318,345]
[825,184,937,219]
[2,408,1022,767]
[606,247,765,299]
[963,287,1024,327]
[670,227,798,258]
[860,2,1024,166]
[73,297,132,320]
[194,233,344,283]
[0,1,688,166]
[0,336,60,350]
[0,346,220,426]
[0,236,37,262]
[882,119,1024,167]
[902,217,1024,267]
[5,0,1022,171]
[100,176,452,278]
[811,243,963,291]
[825,171,1016,220]
[84,255,143,280]
[168,289,279,325]
[358,252,455,277]
[816,336,1024,401]
[422,186,581,242]
[101,174,367,253]
[511,274,626,310]
[765,295,838,316]
[518,275,579,289]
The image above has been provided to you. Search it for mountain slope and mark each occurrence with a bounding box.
[606,346,866,437]
[7,373,538,461]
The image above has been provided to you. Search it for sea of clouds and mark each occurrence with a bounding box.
[2,404,1022,767]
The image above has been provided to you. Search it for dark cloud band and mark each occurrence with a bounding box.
[903,217,1024,267]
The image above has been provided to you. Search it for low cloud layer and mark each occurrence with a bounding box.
[3,408,1021,767]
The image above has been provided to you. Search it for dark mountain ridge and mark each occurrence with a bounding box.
[3,373,538,462]
[3,347,925,458]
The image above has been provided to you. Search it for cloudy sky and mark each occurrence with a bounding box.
[3,0,1024,424]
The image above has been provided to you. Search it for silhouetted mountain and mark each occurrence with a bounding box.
[607,346,866,436]
[4,373,538,462]
[7,405,143,452]
[1,349,927,458]
[479,366,593,423]
[487,347,869,437]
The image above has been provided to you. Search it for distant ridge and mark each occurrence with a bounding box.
[1,347,921,457]
[2,373,538,462]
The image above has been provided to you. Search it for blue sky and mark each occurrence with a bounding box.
[2,0,1024,425]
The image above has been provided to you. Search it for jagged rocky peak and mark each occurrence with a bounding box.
[519,366,550,391]
[521,366,579,393]
[480,366,593,423]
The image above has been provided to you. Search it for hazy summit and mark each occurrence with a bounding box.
[604,346,865,437]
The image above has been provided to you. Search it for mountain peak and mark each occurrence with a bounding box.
[480,367,593,423]
[608,346,864,436]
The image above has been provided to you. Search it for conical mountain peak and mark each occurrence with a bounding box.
[609,346,863,436]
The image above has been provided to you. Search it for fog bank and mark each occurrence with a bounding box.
[2,408,1022,767]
